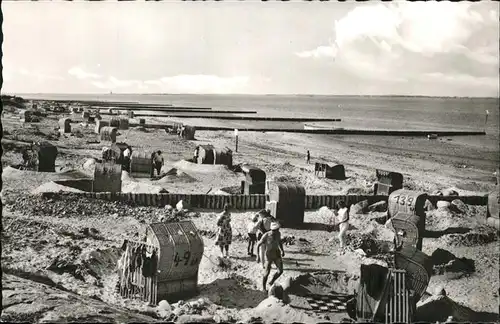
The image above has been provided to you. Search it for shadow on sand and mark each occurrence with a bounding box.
[424,227,471,238]
[286,269,350,297]
[283,257,314,262]
[283,258,316,268]
[286,250,330,257]
[473,311,500,322]
[295,222,332,232]
[198,277,267,309]
[284,267,336,273]
[232,255,257,262]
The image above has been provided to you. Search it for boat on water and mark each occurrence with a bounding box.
[303,123,344,131]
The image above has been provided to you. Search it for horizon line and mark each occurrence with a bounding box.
[5,92,499,99]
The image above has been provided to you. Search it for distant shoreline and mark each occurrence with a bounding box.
[7,93,499,100]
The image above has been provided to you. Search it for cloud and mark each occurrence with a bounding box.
[3,72,13,82]
[68,66,102,80]
[420,72,499,90]
[17,68,64,81]
[296,46,337,59]
[159,75,249,93]
[296,2,499,95]
[331,2,493,56]
[148,75,250,94]
[91,76,142,90]
[89,74,250,94]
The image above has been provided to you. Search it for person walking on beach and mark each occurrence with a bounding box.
[256,210,273,267]
[247,214,259,257]
[256,210,273,240]
[215,204,232,258]
[256,222,285,291]
[306,150,311,164]
[151,150,164,177]
[122,145,132,172]
[150,151,157,178]
[333,201,350,254]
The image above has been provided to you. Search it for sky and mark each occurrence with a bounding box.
[2,1,499,97]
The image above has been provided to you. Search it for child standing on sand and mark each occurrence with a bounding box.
[247,214,259,256]
[215,204,232,258]
[333,201,350,254]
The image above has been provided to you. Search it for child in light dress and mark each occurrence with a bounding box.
[215,204,232,258]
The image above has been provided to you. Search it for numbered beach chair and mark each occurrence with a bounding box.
[117,221,204,305]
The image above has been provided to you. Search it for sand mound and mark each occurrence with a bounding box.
[121,171,168,193]
[173,160,235,177]
[431,248,475,276]
[164,168,181,176]
[288,271,359,296]
[210,189,231,195]
[3,166,90,181]
[219,186,242,195]
[121,171,137,182]
[247,296,320,324]
[3,166,94,195]
[2,166,32,179]
[56,169,91,179]
[82,158,97,172]
[156,168,198,184]
[415,295,498,322]
[121,181,166,194]
[199,276,267,309]
[32,181,86,194]
[349,212,395,242]
[172,160,241,187]
[264,162,357,195]
[46,246,121,285]
[441,231,498,247]
[81,247,123,281]
[425,205,486,231]
[1,273,156,323]
[454,181,493,194]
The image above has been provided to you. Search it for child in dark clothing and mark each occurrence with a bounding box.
[150,151,164,177]
[247,214,259,256]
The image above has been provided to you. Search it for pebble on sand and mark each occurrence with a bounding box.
[436,201,451,210]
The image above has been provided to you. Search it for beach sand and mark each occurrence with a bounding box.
[1,105,499,322]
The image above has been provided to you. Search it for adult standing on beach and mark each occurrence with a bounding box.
[256,209,273,240]
[256,222,285,291]
[306,150,311,164]
[256,210,273,267]
[150,151,157,178]
[215,204,232,258]
[333,201,350,254]
[152,150,164,177]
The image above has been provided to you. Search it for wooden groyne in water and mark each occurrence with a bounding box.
[193,126,485,136]
[93,105,209,111]
[155,116,343,122]
[130,123,485,136]
[100,110,257,116]
[96,106,210,111]
[92,102,175,108]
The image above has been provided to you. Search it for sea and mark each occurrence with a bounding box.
[16,94,500,164]
[19,93,499,131]
[19,94,500,128]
